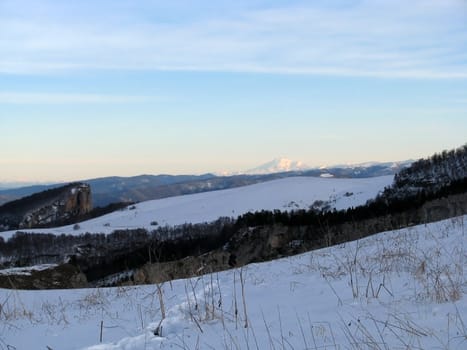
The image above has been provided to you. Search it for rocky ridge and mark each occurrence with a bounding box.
[0,183,92,231]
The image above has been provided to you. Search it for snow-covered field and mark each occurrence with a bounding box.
[1,175,393,240]
[1,215,465,349]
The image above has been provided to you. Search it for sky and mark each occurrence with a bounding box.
[1,0,466,182]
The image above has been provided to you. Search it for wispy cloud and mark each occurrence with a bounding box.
[0,92,154,104]
[1,0,466,78]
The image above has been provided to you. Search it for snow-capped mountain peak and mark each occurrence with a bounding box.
[245,158,310,174]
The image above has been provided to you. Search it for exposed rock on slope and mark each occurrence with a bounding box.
[0,263,87,289]
[0,183,92,231]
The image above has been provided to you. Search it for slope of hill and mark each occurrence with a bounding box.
[0,184,63,205]
[321,160,412,178]
[0,215,464,349]
[0,175,394,240]
[0,174,217,207]
[407,144,466,183]
[382,144,467,201]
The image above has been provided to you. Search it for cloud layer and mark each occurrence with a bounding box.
[0,92,154,104]
[1,0,466,78]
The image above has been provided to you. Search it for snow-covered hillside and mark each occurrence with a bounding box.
[0,215,465,349]
[1,175,393,240]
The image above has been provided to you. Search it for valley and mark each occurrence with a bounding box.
[0,145,465,349]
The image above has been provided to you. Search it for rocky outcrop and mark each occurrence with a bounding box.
[0,263,88,290]
[132,251,232,285]
[0,183,92,231]
[20,184,92,229]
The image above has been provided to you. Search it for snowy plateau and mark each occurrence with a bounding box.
[1,175,393,240]
[0,175,465,350]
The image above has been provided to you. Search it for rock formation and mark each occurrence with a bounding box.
[0,183,92,231]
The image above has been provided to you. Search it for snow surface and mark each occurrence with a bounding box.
[0,175,393,240]
[0,215,465,349]
[0,264,58,276]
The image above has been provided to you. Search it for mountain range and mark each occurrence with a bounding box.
[0,159,412,207]
[243,157,310,174]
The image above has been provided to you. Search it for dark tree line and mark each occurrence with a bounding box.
[387,143,467,200]
[0,217,236,276]
[235,176,466,229]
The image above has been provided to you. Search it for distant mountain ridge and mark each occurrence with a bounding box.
[0,160,412,208]
[244,158,310,174]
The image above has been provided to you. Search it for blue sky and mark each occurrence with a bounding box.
[1,0,466,182]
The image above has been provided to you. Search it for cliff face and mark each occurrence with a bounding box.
[0,183,92,231]
[65,185,92,216]
[20,184,92,228]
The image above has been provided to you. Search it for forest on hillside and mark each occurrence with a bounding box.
[0,145,465,286]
